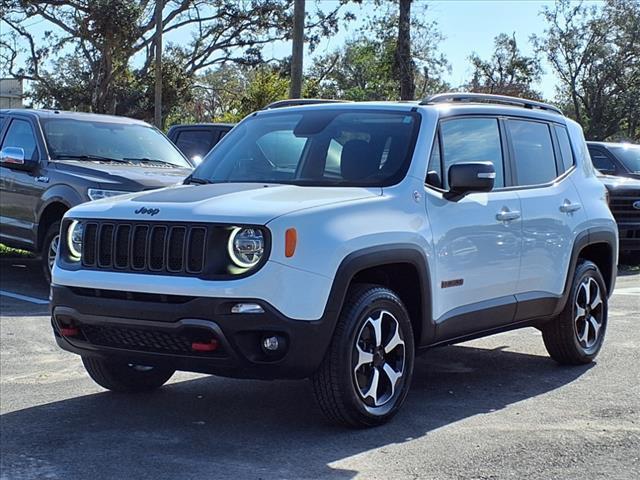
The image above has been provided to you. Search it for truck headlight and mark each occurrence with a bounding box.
[67,220,84,260]
[87,188,130,201]
[228,227,264,268]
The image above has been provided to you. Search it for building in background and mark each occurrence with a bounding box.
[0,79,24,108]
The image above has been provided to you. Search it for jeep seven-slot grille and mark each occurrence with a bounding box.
[609,189,640,223]
[82,222,207,275]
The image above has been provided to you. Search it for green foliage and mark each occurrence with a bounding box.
[466,33,543,100]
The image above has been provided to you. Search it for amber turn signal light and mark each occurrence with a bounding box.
[285,228,297,257]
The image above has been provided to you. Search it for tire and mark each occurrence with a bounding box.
[542,260,608,365]
[41,221,61,284]
[311,284,415,428]
[82,357,175,393]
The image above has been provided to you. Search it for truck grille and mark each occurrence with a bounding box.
[82,221,207,275]
[609,189,640,223]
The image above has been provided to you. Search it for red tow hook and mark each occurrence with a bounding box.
[60,326,79,337]
[191,339,219,352]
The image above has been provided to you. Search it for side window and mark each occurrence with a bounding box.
[588,148,616,173]
[440,118,504,189]
[175,130,214,159]
[508,119,557,186]
[0,116,5,131]
[426,134,442,188]
[1,119,38,161]
[554,125,574,172]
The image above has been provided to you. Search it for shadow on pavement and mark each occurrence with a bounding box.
[0,343,593,480]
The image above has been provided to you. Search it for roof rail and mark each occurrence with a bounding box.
[264,99,350,109]
[420,92,563,115]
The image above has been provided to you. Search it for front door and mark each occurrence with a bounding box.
[425,116,522,340]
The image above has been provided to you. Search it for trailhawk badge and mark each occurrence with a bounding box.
[134,207,160,216]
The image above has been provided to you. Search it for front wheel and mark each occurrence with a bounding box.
[82,357,175,393]
[542,260,608,365]
[41,221,61,284]
[311,284,415,428]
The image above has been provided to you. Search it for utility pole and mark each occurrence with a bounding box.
[395,0,415,100]
[154,0,163,128]
[289,0,305,99]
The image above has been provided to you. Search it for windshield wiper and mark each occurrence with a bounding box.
[54,154,130,163]
[123,157,178,167]
[184,175,212,185]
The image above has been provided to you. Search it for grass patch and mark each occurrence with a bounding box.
[0,243,31,257]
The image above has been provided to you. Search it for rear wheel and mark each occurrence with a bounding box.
[41,221,61,284]
[311,284,415,428]
[542,260,608,365]
[82,357,175,393]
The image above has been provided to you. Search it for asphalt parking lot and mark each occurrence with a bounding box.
[0,257,638,480]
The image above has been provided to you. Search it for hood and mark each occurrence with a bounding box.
[597,174,640,191]
[67,182,381,224]
[53,160,192,189]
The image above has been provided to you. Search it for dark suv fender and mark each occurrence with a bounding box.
[319,244,434,349]
[35,185,83,250]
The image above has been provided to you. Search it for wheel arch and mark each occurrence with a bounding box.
[321,244,434,349]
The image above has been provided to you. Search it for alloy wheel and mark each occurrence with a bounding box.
[48,234,60,273]
[353,309,406,408]
[574,276,604,350]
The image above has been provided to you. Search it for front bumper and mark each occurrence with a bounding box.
[51,285,338,379]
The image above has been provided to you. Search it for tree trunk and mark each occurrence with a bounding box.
[154,0,163,128]
[395,0,414,100]
[289,0,305,99]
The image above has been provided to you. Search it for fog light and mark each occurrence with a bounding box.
[262,336,280,351]
[231,303,264,314]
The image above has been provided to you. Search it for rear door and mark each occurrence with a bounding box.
[425,116,522,339]
[508,119,586,317]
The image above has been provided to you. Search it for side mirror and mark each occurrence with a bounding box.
[0,147,26,166]
[446,162,496,200]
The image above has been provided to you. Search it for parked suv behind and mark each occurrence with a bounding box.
[51,94,617,427]
[0,109,193,281]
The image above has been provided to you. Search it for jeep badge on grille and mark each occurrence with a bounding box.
[134,207,160,216]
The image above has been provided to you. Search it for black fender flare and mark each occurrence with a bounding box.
[319,243,434,347]
[35,185,83,249]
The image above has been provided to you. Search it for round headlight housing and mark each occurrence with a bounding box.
[67,220,84,259]
[228,227,264,268]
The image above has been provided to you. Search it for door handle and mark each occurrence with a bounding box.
[496,209,521,222]
[559,200,582,213]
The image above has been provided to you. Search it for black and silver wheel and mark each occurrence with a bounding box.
[542,260,608,365]
[82,357,175,393]
[41,221,61,284]
[311,284,415,427]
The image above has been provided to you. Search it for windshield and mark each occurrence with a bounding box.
[192,110,420,186]
[41,118,192,168]
[611,145,640,173]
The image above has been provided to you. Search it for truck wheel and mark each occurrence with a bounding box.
[311,284,415,428]
[542,260,608,365]
[42,221,61,284]
[82,357,175,393]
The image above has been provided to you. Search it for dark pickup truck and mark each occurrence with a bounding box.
[167,123,233,164]
[0,109,194,281]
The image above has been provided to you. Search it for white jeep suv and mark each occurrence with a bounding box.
[51,94,617,427]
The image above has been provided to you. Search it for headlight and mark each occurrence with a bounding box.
[67,220,84,259]
[227,227,264,268]
[87,188,130,201]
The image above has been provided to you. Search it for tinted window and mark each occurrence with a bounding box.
[508,120,557,186]
[589,148,616,173]
[610,145,640,173]
[555,125,574,171]
[41,118,191,168]
[0,117,5,131]
[440,118,504,189]
[426,135,442,187]
[175,130,214,160]
[194,111,419,186]
[1,119,37,161]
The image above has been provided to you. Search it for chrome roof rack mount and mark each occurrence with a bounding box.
[420,92,563,115]
[264,99,350,109]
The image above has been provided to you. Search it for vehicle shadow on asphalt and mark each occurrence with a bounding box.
[0,342,593,480]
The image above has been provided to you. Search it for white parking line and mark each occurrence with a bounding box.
[0,290,49,305]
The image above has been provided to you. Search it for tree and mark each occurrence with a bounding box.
[0,0,352,124]
[394,0,414,100]
[533,0,640,141]
[466,33,543,99]
[289,0,305,98]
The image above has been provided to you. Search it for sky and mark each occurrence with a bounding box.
[4,1,606,100]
